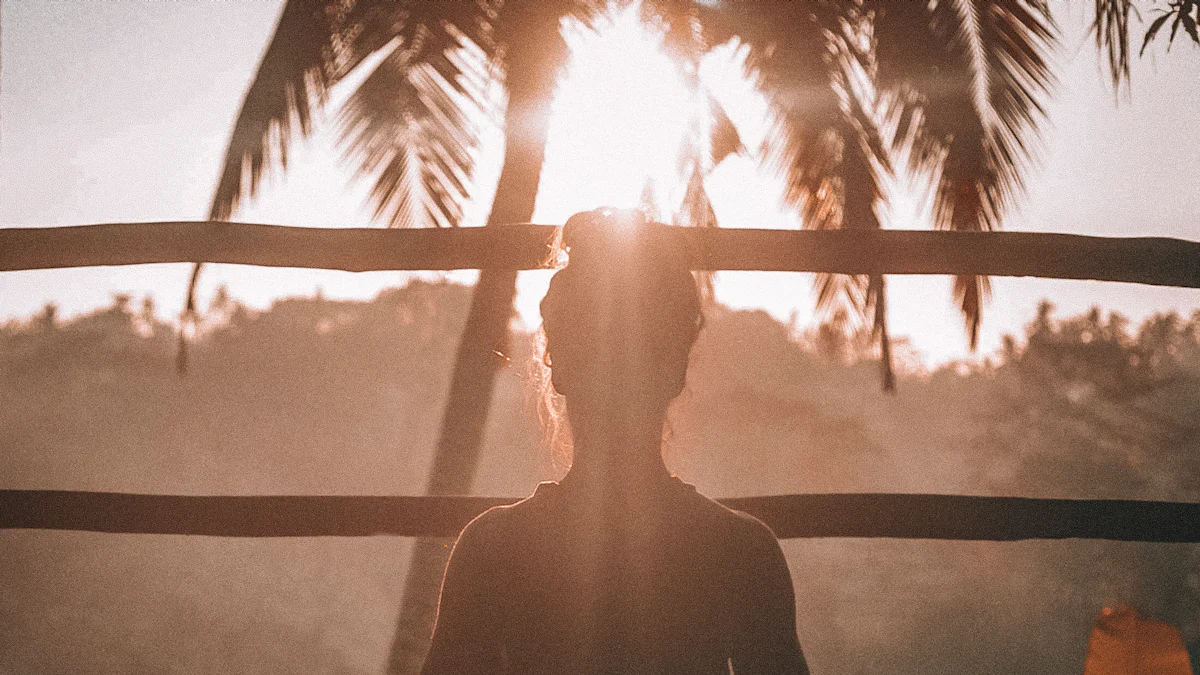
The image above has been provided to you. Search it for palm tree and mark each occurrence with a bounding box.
[191,1,1193,672]
[188,3,733,673]
[697,0,1193,387]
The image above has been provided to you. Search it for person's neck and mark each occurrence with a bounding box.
[561,400,672,496]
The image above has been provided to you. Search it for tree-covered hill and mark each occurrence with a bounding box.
[3,282,1198,674]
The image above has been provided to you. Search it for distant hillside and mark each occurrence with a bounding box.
[3,282,1198,675]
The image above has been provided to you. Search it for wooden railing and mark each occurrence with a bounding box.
[3,490,1198,542]
[4,219,1200,543]
[2,222,1199,287]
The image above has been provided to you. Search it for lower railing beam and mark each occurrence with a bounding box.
[2,490,1198,542]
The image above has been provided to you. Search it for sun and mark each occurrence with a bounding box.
[511,5,707,328]
[533,5,697,224]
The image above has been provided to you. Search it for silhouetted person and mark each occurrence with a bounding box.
[421,210,809,675]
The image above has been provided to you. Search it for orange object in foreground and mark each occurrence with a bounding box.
[1083,606,1193,675]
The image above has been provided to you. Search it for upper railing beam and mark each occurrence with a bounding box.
[2,222,1199,288]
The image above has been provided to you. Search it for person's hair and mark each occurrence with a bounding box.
[534,209,704,467]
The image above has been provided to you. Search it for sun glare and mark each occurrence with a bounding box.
[533,6,696,223]
[516,6,704,327]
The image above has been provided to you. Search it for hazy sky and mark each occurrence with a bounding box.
[1,1,1198,366]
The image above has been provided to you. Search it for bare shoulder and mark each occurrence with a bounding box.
[680,483,782,545]
[454,497,520,546]
[730,509,784,549]
[450,483,552,554]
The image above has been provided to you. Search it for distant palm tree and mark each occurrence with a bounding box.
[189,1,1193,673]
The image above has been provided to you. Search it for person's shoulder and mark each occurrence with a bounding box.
[674,478,778,539]
[455,481,558,543]
[721,507,788,577]
[673,481,785,576]
[729,506,781,545]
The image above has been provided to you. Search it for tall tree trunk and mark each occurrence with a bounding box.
[385,86,552,675]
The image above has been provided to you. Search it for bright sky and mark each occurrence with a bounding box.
[1,2,1198,366]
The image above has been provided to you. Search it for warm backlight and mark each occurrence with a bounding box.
[533,5,697,223]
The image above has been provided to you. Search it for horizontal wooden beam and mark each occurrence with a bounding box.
[2,222,1199,287]
[3,490,1198,542]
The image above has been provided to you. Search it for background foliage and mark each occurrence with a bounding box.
[2,283,1199,675]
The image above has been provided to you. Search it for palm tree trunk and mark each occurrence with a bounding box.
[385,88,551,675]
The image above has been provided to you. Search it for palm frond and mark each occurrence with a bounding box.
[641,0,705,65]
[935,117,996,347]
[187,1,498,369]
[842,104,894,389]
[644,1,742,208]
[676,165,719,230]
[208,0,345,221]
[1141,0,1200,54]
[208,0,495,223]
[970,0,1054,345]
[1092,0,1134,89]
[185,0,345,370]
[675,168,719,303]
[981,0,1055,186]
[744,4,889,232]
[722,0,894,387]
[640,0,740,309]
[742,4,847,216]
[709,94,744,165]
[1085,1,1198,88]
[871,0,1055,348]
[338,21,486,228]
[808,106,893,386]
[188,0,369,356]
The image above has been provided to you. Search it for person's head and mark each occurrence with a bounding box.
[537,209,703,458]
